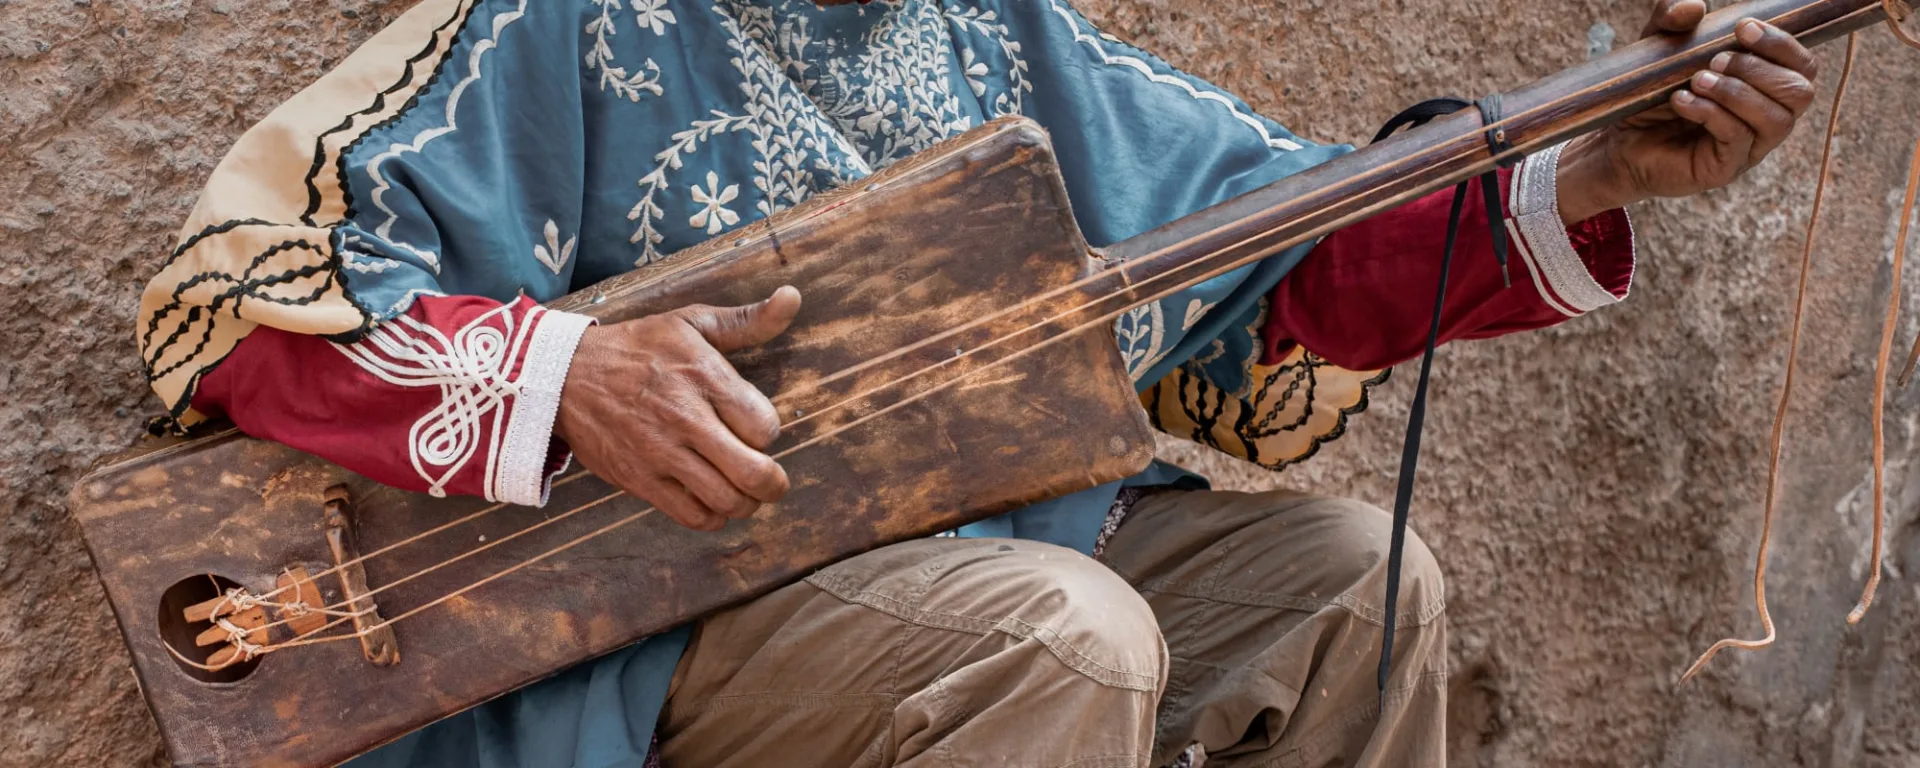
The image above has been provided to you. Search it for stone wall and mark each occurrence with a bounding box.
[2,1,1917,765]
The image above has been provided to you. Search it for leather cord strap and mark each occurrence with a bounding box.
[1368,95,1521,708]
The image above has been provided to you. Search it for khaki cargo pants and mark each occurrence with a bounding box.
[658,490,1448,767]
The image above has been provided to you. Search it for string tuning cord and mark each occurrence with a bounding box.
[1682,31,1862,683]
[1857,136,1920,625]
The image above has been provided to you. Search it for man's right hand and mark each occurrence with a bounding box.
[555,287,801,531]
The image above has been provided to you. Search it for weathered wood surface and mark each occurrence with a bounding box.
[70,119,1156,768]
[66,1,1906,764]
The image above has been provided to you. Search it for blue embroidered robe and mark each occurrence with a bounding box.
[138,1,1380,764]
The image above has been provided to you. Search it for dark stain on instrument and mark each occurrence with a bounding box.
[68,117,1154,768]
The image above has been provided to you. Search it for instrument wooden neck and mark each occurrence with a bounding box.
[1095,0,1891,317]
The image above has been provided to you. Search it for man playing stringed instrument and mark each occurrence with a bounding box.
[136,0,1822,764]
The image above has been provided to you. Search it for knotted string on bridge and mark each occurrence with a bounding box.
[170,7,1920,676]
[163,574,379,672]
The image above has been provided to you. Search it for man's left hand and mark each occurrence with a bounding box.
[1556,0,1822,224]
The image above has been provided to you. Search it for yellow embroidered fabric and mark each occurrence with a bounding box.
[1141,346,1387,470]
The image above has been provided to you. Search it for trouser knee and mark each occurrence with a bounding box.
[807,538,1171,694]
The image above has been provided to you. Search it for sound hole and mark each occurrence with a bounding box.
[157,574,261,683]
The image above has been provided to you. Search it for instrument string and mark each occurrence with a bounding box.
[1681,32,1860,683]
[760,4,1871,415]
[185,5,1901,667]
[190,288,1206,658]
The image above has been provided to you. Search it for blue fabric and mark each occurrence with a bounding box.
[951,460,1208,547]
[340,1,1352,765]
[355,627,689,768]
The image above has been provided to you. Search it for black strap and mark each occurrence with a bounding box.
[1478,93,1518,163]
[1370,95,1519,709]
[1369,98,1472,144]
[1476,94,1517,287]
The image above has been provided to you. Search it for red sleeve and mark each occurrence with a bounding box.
[1265,143,1636,371]
[190,294,595,507]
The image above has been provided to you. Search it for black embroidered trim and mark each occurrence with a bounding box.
[143,3,478,415]
[301,0,482,226]
[137,218,284,355]
[1143,355,1390,473]
[169,217,282,262]
[160,340,247,423]
[143,242,337,381]
[1246,356,1318,437]
[1272,364,1391,472]
[145,230,379,418]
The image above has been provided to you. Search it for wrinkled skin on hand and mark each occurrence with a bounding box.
[1556,0,1823,224]
[556,287,801,532]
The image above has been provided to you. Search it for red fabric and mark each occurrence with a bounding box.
[1264,170,1634,370]
[191,294,566,501]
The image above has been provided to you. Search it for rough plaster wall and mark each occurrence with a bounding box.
[0,1,1915,766]
[1089,2,1920,767]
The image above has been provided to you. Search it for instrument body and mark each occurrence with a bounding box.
[69,0,1910,764]
[72,120,1157,767]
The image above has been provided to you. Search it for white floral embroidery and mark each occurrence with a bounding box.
[791,1,1032,165]
[632,0,677,35]
[688,172,741,234]
[814,0,973,166]
[627,112,755,263]
[533,219,576,273]
[944,5,1030,117]
[960,48,988,97]
[720,1,871,214]
[1182,299,1215,331]
[1117,303,1168,382]
[585,0,666,101]
[600,0,1035,266]
[622,1,871,264]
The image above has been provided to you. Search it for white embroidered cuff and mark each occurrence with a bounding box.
[493,308,595,507]
[1507,141,1634,316]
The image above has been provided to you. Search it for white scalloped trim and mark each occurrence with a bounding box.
[364,0,531,273]
[1043,0,1304,152]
